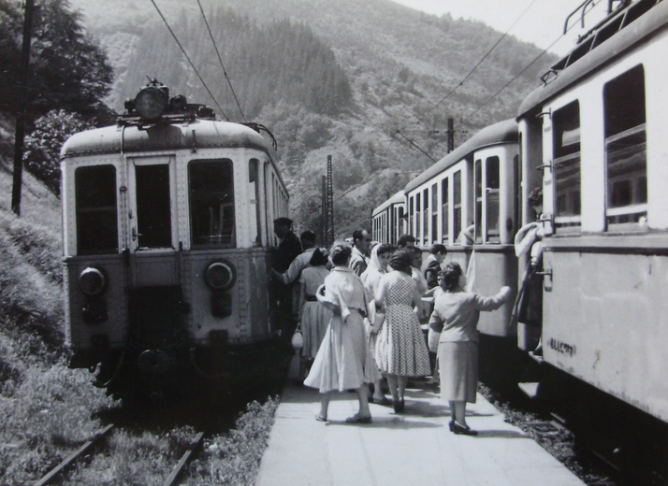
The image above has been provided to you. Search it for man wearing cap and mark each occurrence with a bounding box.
[272,230,318,316]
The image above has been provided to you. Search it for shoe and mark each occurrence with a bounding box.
[392,399,405,413]
[345,414,372,424]
[315,414,327,422]
[449,420,454,432]
[372,396,392,406]
[452,422,478,436]
[398,399,405,413]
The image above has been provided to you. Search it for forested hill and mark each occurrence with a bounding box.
[68,0,559,237]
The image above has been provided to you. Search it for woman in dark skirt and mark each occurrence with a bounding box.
[429,262,510,435]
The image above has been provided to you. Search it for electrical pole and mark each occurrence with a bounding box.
[324,155,334,247]
[11,0,35,216]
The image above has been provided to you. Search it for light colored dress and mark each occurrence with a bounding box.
[374,271,431,377]
[303,267,372,393]
[299,266,333,359]
[360,245,387,382]
[429,286,510,403]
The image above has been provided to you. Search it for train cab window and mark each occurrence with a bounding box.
[431,183,438,243]
[75,165,118,255]
[486,156,500,243]
[441,178,449,245]
[189,159,235,248]
[603,65,647,228]
[453,170,462,244]
[552,101,582,232]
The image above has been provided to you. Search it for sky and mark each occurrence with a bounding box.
[389,0,611,56]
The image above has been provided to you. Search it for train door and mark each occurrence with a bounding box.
[125,156,179,288]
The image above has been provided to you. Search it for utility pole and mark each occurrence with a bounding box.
[323,155,334,247]
[11,0,35,216]
[447,117,454,153]
[320,176,326,246]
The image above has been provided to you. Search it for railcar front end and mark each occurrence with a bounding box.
[61,86,289,395]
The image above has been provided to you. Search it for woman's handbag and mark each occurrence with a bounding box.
[291,325,304,350]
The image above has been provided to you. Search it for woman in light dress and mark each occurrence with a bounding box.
[360,243,393,405]
[374,249,431,413]
[429,262,510,435]
[296,248,333,380]
[304,243,373,424]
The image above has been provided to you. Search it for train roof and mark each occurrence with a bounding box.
[518,0,668,117]
[60,119,271,160]
[404,118,517,194]
[372,190,405,216]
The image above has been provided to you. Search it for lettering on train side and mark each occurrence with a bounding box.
[549,338,576,357]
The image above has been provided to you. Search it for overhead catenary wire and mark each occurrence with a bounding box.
[467,0,604,119]
[426,0,541,118]
[149,0,230,120]
[195,0,247,122]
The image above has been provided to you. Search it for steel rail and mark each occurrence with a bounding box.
[161,431,205,486]
[34,424,114,486]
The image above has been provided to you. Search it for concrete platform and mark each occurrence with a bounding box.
[256,357,587,486]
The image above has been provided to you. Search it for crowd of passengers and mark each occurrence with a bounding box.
[270,217,515,435]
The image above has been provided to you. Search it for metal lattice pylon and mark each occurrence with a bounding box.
[322,155,334,247]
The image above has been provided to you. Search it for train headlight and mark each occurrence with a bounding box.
[134,85,168,120]
[204,259,236,291]
[79,267,107,296]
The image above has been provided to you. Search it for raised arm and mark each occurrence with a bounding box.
[474,286,512,312]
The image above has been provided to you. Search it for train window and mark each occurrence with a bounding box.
[249,159,262,246]
[552,101,582,231]
[431,183,438,243]
[415,194,421,243]
[486,156,501,242]
[189,159,235,248]
[604,65,647,227]
[423,188,429,244]
[135,164,172,248]
[475,159,482,243]
[441,178,449,245]
[409,196,414,240]
[453,170,462,244]
[75,165,118,255]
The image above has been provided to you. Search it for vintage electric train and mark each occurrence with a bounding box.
[62,82,289,395]
[373,0,668,473]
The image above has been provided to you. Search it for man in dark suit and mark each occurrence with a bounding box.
[272,217,302,341]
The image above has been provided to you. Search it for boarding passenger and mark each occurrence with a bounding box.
[374,250,431,413]
[396,234,416,249]
[360,243,394,406]
[429,262,510,435]
[349,229,372,276]
[296,248,333,380]
[304,243,373,424]
[424,244,447,290]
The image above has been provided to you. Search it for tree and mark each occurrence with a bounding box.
[0,0,114,122]
[23,109,92,195]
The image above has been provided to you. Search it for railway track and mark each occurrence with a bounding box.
[33,425,205,486]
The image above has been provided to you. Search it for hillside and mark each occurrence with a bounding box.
[68,0,559,237]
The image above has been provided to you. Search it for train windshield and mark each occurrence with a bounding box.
[189,159,235,248]
[75,165,118,255]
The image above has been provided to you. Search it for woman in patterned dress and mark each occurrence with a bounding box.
[374,249,431,413]
[360,243,393,405]
[303,243,372,424]
[296,248,333,380]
